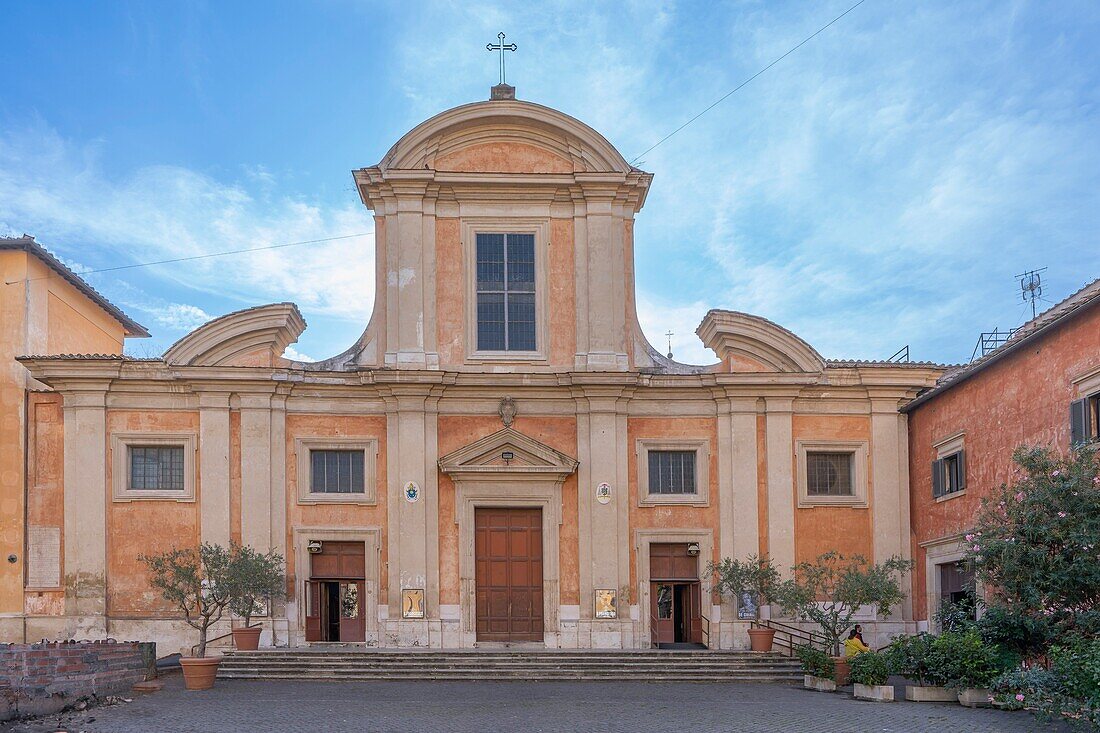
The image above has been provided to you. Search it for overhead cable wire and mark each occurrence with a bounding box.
[629,0,869,165]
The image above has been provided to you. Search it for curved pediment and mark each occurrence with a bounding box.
[438,427,579,481]
[696,310,825,374]
[163,302,306,367]
[378,100,633,175]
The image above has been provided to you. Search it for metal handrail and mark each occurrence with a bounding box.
[750,618,829,656]
[650,611,660,648]
[700,614,710,648]
[189,622,262,657]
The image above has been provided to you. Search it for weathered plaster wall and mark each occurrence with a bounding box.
[1,250,126,629]
[626,417,720,594]
[284,414,388,601]
[105,411,200,616]
[549,219,576,367]
[24,393,65,617]
[435,218,464,366]
[436,415,579,607]
[908,304,1100,620]
[792,414,874,564]
[435,141,573,174]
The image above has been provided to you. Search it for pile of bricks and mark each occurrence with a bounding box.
[0,640,156,721]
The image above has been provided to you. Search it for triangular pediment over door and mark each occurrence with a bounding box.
[437,427,579,483]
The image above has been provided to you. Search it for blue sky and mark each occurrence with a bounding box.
[2,1,1098,365]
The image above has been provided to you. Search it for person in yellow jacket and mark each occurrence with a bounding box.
[843,625,872,656]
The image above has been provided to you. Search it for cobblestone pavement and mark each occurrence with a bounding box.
[2,677,1074,733]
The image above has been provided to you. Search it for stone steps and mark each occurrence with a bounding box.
[217,650,802,682]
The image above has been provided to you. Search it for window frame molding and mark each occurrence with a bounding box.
[795,439,868,508]
[295,437,379,505]
[635,438,710,507]
[463,218,551,363]
[111,432,197,502]
[933,431,967,502]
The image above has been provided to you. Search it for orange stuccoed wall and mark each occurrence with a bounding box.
[907,303,1100,621]
[1,249,127,625]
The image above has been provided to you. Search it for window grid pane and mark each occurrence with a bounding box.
[310,450,366,494]
[648,450,697,495]
[806,452,853,496]
[129,446,185,491]
[476,232,536,352]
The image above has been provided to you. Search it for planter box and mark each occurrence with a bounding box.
[804,674,837,693]
[905,685,957,702]
[957,688,992,708]
[853,683,894,702]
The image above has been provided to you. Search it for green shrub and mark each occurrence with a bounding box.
[989,667,1062,711]
[977,606,1056,659]
[934,631,1005,689]
[797,645,835,679]
[888,633,949,687]
[849,650,891,686]
[1050,636,1100,707]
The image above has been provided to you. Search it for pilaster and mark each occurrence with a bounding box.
[197,391,231,547]
[61,384,109,637]
[239,392,273,552]
[764,396,795,574]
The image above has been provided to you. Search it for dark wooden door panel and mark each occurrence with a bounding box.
[475,507,543,642]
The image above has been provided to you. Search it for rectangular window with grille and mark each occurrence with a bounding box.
[129,446,185,491]
[476,232,536,351]
[310,450,365,494]
[647,450,696,495]
[806,451,854,496]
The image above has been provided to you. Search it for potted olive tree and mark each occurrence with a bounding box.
[849,650,894,702]
[140,543,234,690]
[710,554,783,651]
[227,543,286,651]
[890,633,956,702]
[779,551,912,686]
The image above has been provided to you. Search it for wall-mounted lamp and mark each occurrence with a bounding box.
[307,540,323,554]
[501,451,515,461]
[686,543,701,557]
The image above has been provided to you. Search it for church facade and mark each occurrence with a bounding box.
[9,92,943,654]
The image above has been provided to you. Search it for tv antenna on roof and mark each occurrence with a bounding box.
[1017,267,1047,319]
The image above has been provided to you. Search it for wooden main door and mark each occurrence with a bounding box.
[474,507,544,642]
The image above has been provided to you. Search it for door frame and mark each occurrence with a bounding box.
[635,529,714,648]
[455,484,563,648]
[291,527,381,646]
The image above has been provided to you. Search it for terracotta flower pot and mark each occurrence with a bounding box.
[832,656,851,686]
[747,627,776,652]
[232,626,262,651]
[179,656,222,690]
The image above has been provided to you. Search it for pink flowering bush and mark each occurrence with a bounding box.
[966,445,1100,641]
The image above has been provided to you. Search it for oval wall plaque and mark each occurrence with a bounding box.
[404,481,421,503]
[596,482,612,505]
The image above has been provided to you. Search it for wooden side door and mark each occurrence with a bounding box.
[304,580,323,642]
[337,580,366,642]
[475,508,544,642]
[688,582,703,644]
[651,582,675,644]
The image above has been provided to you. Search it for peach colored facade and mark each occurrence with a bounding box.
[1,238,147,642]
[905,283,1100,626]
[6,97,943,653]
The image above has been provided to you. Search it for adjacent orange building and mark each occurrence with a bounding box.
[904,279,1100,628]
[4,91,943,654]
[0,236,148,642]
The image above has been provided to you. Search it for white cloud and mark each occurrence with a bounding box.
[282,345,316,363]
[0,125,376,326]
[146,303,213,331]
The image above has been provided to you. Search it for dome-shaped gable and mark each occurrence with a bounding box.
[377,99,634,175]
